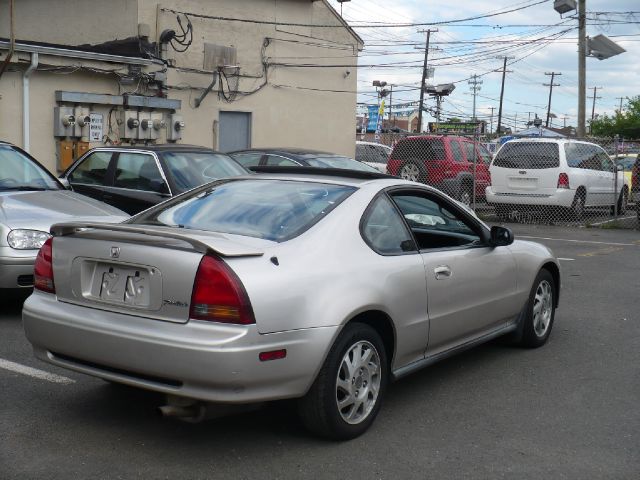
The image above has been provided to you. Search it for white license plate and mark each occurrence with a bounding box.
[97,264,151,307]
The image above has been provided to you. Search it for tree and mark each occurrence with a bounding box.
[590,96,640,138]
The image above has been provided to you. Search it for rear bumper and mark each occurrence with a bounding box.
[22,292,339,403]
[486,187,575,207]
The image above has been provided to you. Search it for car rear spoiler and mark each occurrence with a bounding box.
[50,222,264,258]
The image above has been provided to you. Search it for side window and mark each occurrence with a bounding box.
[231,152,262,167]
[372,146,389,164]
[361,195,416,255]
[477,144,492,164]
[68,151,112,185]
[565,144,581,167]
[450,141,464,163]
[265,155,299,166]
[390,192,481,250]
[114,153,164,192]
[598,151,614,172]
[462,142,477,163]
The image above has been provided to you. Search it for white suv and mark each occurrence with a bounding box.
[486,138,630,218]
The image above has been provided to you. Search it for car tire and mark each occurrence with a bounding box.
[570,191,585,219]
[614,189,628,215]
[298,323,388,440]
[518,269,556,348]
[398,161,426,183]
[495,205,510,220]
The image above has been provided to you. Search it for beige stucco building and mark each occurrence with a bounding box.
[0,0,362,173]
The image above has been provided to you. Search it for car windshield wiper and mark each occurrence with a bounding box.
[0,186,51,191]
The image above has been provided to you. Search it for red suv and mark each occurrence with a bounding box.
[387,135,492,205]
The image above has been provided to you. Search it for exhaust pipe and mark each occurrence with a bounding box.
[157,404,206,423]
[158,395,263,423]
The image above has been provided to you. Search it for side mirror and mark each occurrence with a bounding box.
[489,226,514,247]
[58,177,71,189]
[150,179,170,195]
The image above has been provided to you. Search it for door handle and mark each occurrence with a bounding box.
[434,265,452,280]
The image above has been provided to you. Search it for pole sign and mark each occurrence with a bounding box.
[374,100,385,140]
[367,105,379,132]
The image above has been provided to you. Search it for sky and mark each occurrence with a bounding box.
[325,0,639,132]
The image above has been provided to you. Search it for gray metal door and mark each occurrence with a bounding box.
[218,111,252,152]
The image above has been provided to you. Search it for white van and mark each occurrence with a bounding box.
[486,138,629,218]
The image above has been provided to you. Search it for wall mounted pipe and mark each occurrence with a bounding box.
[23,52,38,152]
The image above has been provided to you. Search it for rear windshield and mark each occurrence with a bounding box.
[493,142,560,169]
[162,152,247,192]
[391,139,445,161]
[134,179,356,242]
[299,154,378,172]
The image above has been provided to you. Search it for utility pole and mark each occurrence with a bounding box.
[489,106,495,134]
[544,72,562,128]
[388,84,394,127]
[616,96,626,115]
[417,29,437,133]
[468,74,483,121]
[496,56,514,135]
[577,0,586,136]
[562,116,569,128]
[514,112,518,132]
[588,86,602,132]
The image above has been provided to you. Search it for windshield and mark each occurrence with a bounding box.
[135,179,356,242]
[162,152,247,192]
[0,145,60,191]
[493,142,560,169]
[300,154,379,172]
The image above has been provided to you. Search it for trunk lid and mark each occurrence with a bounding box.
[490,142,561,193]
[50,223,267,323]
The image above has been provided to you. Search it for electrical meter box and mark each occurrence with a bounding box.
[54,107,76,137]
[120,110,140,139]
[137,111,152,140]
[167,114,184,142]
[149,112,165,141]
[73,106,91,139]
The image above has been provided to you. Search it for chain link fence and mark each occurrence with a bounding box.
[357,132,639,230]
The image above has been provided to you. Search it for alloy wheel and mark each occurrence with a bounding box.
[532,280,553,337]
[400,164,420,182]
[335,341,382,425]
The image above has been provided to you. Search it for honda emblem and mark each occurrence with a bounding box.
[110,247,121,258]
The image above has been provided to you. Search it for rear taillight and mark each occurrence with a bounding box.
[34,237,55,294]
[557,173,570,189]
[189,255,255,325]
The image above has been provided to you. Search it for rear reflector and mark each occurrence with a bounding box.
[259,349,287,362]
[557,173,570,189]
[189,255,255,325]
[34,238,55,294]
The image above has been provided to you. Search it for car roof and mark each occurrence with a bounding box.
[504,138,600,145]
[88,144,220,153]
[230,148,337,157]
[356,141,392,148]
[245,166,414,187]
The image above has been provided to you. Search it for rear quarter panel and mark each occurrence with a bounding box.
[226,184,431,369]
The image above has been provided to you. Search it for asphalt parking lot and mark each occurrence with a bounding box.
[1,225,639,479]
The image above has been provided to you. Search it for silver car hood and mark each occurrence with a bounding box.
[0,190,128,231]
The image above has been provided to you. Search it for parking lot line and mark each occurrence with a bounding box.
[518,235,640,247]
[0,358,75,384]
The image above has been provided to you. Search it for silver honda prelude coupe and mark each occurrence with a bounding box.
[23,168,560,440]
